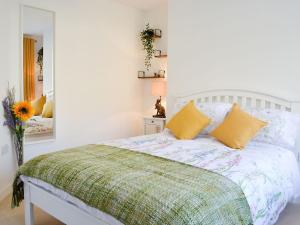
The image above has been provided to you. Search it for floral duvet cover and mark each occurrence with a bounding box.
[104,131,300,225]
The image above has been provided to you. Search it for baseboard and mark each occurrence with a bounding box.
[0,183,12,202]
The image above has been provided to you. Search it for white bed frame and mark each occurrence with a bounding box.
[24,89,300,225]
[173,89,300,113]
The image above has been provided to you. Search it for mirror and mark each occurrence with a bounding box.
[21,6,55,143]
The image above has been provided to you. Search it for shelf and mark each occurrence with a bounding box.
[155,54,167,58]
[154,50,167,58]
[138,76,165,79]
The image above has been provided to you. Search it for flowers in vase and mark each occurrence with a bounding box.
[2,88,34,166]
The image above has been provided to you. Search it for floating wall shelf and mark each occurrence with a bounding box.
[138,77,165,79]
[138,75,165,79]
[155,54,167,58]
[154,50,167,58]
[138,70,165,79]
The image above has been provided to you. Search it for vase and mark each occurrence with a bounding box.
[13,134,24,167]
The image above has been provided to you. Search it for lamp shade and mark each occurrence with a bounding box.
[151,80,166,97]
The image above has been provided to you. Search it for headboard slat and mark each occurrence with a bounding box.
[175,89,295,113]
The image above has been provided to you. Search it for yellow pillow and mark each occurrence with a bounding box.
[42,100,53,118]
[166,101,211,139]
[210,103,267,149]
[31,96,46,116]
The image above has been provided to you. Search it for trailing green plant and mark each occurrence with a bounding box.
[37,47,43,74]
[140,23,155,70]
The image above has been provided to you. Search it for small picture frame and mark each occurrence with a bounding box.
[154,29,162,38]
[154,50,162,57]
[138,71,145,78]
[158,70,165,77]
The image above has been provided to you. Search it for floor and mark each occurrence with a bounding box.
[0,195,63,225]
[0,195,299,225]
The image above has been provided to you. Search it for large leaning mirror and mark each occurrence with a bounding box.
[21,5,55,143]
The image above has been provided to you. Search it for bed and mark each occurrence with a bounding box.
[19,90,300,225]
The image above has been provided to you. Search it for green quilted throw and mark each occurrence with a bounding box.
[12,144,253,225]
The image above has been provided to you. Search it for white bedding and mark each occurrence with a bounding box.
[22,132,300,225]
[25,116,53,136]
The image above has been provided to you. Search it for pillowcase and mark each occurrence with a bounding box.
[245,108,300,149]
[42,100,53,118]
[196,103,232,134]
[31,95,46,116]
[210,104,267,149]
[166,101,211,139]
[171,100,190,116]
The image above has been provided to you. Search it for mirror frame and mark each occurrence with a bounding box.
[20,4,56,144]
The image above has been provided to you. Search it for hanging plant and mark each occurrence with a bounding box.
[140,23,155,70]
[37,47,43,74]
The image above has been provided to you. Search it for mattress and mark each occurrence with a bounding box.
[22,132,300,225]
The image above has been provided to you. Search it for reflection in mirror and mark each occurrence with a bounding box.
[22,6,55,143]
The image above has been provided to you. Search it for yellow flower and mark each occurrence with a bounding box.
[13,101,34,122]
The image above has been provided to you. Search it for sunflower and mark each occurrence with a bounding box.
[13,101,34,122]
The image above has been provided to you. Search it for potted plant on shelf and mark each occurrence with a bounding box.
[2,87,34,166]
[140,23,155,71]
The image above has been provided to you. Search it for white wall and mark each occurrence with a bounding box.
[168,0,300,115]
[140,2,168,116]
[0,0,144,199]
[0,0,19,201]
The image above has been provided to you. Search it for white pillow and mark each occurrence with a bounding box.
[172,101,232,135]
[246,108,300,150]
[196,103,232,134]
[172,100,189,115]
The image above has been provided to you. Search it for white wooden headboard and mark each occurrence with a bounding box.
[175,89,300,113]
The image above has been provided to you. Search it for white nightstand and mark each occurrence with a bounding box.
[143,117,166,135]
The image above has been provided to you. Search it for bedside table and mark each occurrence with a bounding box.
[144,117,166,135]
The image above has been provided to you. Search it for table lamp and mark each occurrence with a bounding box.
[151,80,166,118]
